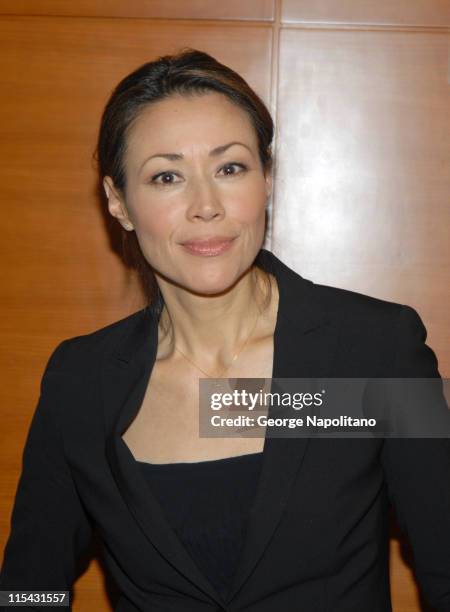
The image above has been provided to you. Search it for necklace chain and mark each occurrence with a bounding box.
[173,306,261,379]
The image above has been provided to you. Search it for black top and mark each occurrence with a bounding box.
[137,452,263,601]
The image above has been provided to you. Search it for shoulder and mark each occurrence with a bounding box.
[284,256,409,327]
[302,277,438,376]
[268,248,429,349]
[280,254,436,366]
[310,277,428,341]
[310,278,408,323]
[271,250,406,327]
[43,308,147,374]
[310,278,426,332]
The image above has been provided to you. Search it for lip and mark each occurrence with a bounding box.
[180,236,237,257]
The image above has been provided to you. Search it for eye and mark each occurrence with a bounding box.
[150,171,181,186]
[220,162,247,176]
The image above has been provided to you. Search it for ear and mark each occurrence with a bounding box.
[103,176,134,231]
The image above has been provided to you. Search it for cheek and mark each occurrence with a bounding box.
[131,201,177,239]
[235,207,266,235]
[230,183,267,222]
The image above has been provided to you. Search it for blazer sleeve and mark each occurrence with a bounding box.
[0,340,93,610]
[380,305,450,612]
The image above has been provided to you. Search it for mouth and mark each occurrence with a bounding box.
[179,236,237,257]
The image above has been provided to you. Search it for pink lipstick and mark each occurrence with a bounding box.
[180,237,237,257]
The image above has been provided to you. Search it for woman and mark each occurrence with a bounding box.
[0,49,449,612]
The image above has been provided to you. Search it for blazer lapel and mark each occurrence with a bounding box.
[103,311,225,603]
[225,251,341,602]
[102,249,341,606]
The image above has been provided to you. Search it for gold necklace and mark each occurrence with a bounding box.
[173,306,261,379]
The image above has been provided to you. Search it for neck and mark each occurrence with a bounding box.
[154,266,272,370]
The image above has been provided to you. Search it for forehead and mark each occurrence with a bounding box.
[124,92,257,161]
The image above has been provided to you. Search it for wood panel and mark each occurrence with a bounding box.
[274,27,450,378]
[282,0,450,27]
[0,0,275,21]
[0,15,273,611]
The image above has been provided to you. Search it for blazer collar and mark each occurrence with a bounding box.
[103,248,340,606]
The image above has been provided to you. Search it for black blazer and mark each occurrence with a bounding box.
[1,248,449,612]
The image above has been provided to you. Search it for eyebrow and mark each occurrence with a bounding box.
[139,141,253,172]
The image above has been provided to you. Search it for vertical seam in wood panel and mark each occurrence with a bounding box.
[268,0,282,250]
[448,31,450,84]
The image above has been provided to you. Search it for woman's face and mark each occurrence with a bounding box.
[104,91,272,296]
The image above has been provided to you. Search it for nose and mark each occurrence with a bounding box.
[186,177,225,221]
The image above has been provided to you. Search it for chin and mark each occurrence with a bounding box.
[185,271,239,296]
[188,280,235,297]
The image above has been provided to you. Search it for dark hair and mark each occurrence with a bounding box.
[95,48,274,316]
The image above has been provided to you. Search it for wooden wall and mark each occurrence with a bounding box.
[0,2,449,610]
